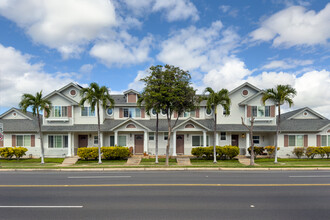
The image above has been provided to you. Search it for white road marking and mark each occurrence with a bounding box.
[0,206,83,208]
[289,176,330,178]
[68,176,131,179]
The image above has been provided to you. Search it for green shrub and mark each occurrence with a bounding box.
[314,147,326,158]
[292,147,305,159]
[101,147,131,160]
[77,147,98,160]
[216,146,224,159]
[13,147,28,160]
[0,147,15,159]
[265,146,280,157]
[222,145,239,159]
[203,146,213,159]
[305,147,316,159]
[248,146,264,158]
[191,147,204,158]
[323,147,330,159]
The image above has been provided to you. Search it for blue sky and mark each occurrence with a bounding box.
[0,0,329,118]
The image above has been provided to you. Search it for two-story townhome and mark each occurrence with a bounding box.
[0,82,329,158]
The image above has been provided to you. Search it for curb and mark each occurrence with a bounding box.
[1,167,330,172]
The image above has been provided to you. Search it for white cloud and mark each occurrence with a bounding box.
[127,70,148,92]
[90,31,153,67]
[122,0,199,22]
[0,0,116,58]
[262,59,313,70]
[157,21,240,72]
[250,3,330,47]
[0,44,75,109]
[79,64,94,74]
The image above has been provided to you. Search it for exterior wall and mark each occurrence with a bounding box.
[278,133,317,157]
[43,95,73,126]
[60,86,82,103]
[293,111,320,119]
[3,133,41,157]
[2,112,27,119]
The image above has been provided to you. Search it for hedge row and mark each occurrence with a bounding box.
[248,146,280,158]
[77,146,131,160]
[292,147,330,159]
[0,147,28,160]
[191,146,239,160]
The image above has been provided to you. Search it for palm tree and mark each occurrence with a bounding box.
[262,84,297,163]
[202,87,231,163]
[19,91,51,164]
[79,82,115,164]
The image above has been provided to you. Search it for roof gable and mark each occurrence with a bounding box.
[0,108,32,120]
[44,91,79,105]
[287,107,327,120]
[229,82,261,95]
[111,118,151,131]
[123,89,139,95]
[173,118,210,131]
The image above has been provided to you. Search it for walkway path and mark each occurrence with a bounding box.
[237,155,258,166]
[176,157,191,166]
[126,157,141,166]
[58,156,79,167]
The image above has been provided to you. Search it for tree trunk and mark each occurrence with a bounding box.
[274,104,281,164]
[241,117,254,166]
[155,113,159,164]
[213,106,217,164]
[37,109,45,164]
[97,104,102,164]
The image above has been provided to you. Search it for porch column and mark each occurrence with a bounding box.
[215,132,219,146]
[114,131,118,146]
[203,131,207,147]
[100,132,103,148]
[144,131,148,153]
[67,132,72,157]
[172,130,177,156]
[72,134,75,156]
[245,133,250,156]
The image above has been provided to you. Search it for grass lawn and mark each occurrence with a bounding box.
[253,158,330,167]
[75,159,127,166]
[190,158,245,167]
[0,158,64,168]
[140,158,177,166]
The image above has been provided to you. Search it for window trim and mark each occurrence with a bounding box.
[106,108,113,116]
[94,136,98,145]
[123,108,141,118]
[48,134,68,149]
[206,108,212,116]
[164,132,168,140]
[220,132,226,141]
[16,134,31,147]
[81,107,96,117]
[51,106,68,118]
[149,132,155,141]
[252,136,260,144]
[118,135,127,146]
[192,135,209,147]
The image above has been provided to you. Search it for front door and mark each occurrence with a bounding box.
[134,134,144,154]
[231,135,239,147]
[176,135,184,154]
[78,135,88,148]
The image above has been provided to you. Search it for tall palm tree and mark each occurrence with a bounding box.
[79,82,115,164]
[262,84,297,163]
[203,87,231,163]
[19,91,51,164]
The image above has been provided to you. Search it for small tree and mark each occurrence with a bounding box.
[79,82,115,164]
[19,91,51,164]
[140,65,197,166]
[138,66,163,164]
[202,88,230,163]
[241,117,255,166]
[262,85,296,163]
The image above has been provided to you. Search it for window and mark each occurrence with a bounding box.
[94,136,98,145]
[251,106,271,117]
[16,135,31,147]
[184,111,190,117]
[288,135,304,147]
[149,132,154,141]
[288,135,296,146]
[328,135,330,146]
[164,132,168,140]
[253,136,260,144]
[152,109,157,116]
[206,108,212,116]
[190,110,196,117]
[106,108,113,116]
[220,132,226,140]
[223,107,230,115]
[110,136,114,146]
[123,108,141,118]
[161,109,167,116]
[118,136,126,146]
[51,106,68,117]
[192,135,209,146]
[48,135,68,148]
[81,107,95,116]
[321,135,328,146]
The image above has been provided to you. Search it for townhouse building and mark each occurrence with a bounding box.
[0,82,329,158]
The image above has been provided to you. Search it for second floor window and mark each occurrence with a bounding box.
[81,107,95,117]
[123,108,141,118]
[51,106,68,117]
[252,106,271,117]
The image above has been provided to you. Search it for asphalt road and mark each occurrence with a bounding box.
[0,171,329,220]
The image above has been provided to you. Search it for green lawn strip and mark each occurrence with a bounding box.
[75,159,127,166]
[253,158,330,167]
[140,158,177,166]
[190,159,245,167]
[0,158,64,168]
